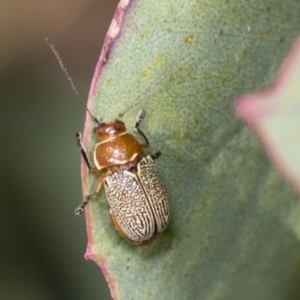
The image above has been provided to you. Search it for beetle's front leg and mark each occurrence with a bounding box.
[134,110,149,147]
[76,132,97,173]
[75,170,112,215]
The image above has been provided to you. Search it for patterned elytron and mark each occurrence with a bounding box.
[104,156,171,242]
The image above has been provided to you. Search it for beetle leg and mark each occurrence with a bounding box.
[151,151,161,160]
[76,132,97,173]
[75,170,111,215]
[133,110,149,147]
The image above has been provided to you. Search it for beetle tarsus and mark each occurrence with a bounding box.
[74,197,90,215]
[75,206,84,215]
[136,110,146,123]
[134,110,149,146]
[75,204,85,215]
[151,151,161,160]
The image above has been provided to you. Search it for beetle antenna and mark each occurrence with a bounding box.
[116,52,191,120]
[45,37,99,124]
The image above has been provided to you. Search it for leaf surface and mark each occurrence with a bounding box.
[81,1,300,299]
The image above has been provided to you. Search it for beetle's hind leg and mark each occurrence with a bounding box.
[134,110,149,147]
[75,170,111,215]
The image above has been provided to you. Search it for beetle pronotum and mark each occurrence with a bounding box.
[46,37,189,245]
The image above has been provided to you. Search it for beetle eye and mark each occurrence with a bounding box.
[94,123,106,132]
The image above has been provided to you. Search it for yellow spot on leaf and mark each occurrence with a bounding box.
[142,70,148,78]
[186,34,194,44]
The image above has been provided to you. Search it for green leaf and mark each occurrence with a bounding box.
[81,1,300,299]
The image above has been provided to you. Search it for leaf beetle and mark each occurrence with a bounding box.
[76,111,170,246]
[46,37,189,246]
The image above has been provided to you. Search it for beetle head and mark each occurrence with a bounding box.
[94,120,126,142]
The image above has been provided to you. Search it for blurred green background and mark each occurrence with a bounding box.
[0,1,119,299]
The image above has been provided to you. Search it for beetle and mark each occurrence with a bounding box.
[46,37,188,245]
[75,111,171,245]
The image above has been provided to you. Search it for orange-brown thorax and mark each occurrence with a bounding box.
[93,121,148,170]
